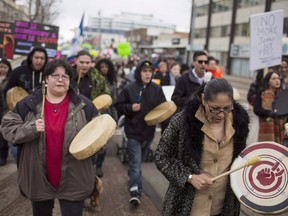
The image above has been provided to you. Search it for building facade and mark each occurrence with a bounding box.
[84,12,176,51]
[136,30,189,64]
[192,0,288,77]
[0,0,28,22]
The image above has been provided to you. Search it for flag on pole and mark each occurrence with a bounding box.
[68,12,85,59]
[79,13,84,37]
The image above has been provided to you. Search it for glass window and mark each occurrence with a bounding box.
[194,28,207,38]
[221,25,231,37]
[211,26,222,37]
[196,4,209,17]
[235,23,248,37]
[237,0,264,9]
[212,0,232,13]
[231,58,251,77]
[195,25,231,38]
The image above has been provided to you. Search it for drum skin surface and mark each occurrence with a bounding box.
[144,101,177,126]
[6,87,29,110]
[230,142,288,215]
[92,94,112,112]
[233,88,241,102]
[69,114,116,160]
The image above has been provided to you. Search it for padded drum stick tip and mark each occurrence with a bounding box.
[245,156,261,166]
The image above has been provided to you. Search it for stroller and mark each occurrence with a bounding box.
[116,115,154,163]
[116,115,129,163]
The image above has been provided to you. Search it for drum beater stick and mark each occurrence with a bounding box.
[211,156,261,182]
[41,81,46,119]
[77,69,82,88]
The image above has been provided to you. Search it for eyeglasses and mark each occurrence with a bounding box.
[207,102,233,114]
[50,74,70,81]
[197,60,208,65]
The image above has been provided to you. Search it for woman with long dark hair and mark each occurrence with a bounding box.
[94,58,118,177]
[253,71,287,142]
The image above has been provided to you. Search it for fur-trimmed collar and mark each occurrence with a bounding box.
[183,98,249,165]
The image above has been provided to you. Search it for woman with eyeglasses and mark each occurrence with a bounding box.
[1,59,99,216]
[253,71,287,143]
[154,78,249,216]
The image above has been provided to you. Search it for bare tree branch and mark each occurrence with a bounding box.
[23,0,61,24]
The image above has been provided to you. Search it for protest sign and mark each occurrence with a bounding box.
[249,10,283,71]
[14,21,59,58]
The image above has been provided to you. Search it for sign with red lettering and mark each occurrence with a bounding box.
[14,21,59,58]
[0,21,15,59]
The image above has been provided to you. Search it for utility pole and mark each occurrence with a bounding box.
[265,0,272,12]
[226,0,238,75]
[205,0,213,52]
[187,0,195,66]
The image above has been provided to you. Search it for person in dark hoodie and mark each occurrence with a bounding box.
[3,46,48,165]
[4,46,48,96]
[114,59,166,205]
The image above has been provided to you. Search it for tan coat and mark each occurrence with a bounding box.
[191,107,235,216]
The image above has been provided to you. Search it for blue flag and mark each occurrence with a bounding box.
[79,13,84,36]
[67,12,85,59]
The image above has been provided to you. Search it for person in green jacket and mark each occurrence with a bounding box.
[71,50,110,100]
[71,50,111,178]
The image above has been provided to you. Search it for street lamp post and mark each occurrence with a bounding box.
[226,0,238,75]
[187,0,195,66]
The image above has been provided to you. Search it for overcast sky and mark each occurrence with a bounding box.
[54,0,192,41]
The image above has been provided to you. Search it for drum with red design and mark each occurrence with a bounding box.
[230,142,288,214]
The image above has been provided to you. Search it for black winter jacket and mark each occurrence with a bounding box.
[171,70,202,110]
[4,64,43,98]
[115,60,166,141]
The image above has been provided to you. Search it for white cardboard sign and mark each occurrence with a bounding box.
[162,86,175,101]
[249,10,283,71]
